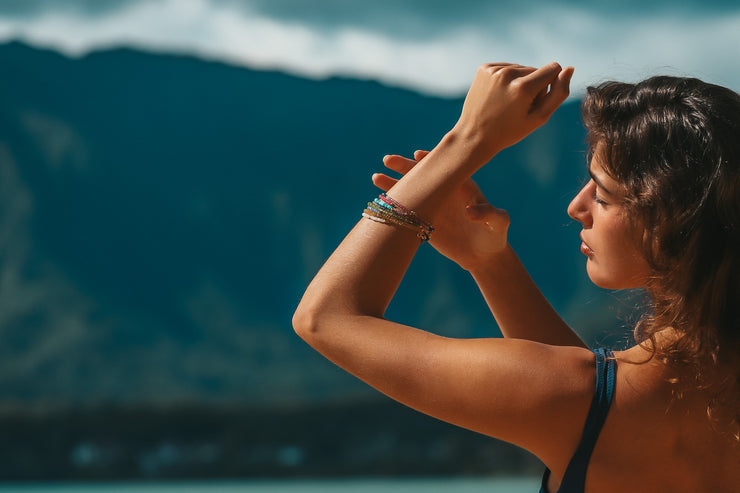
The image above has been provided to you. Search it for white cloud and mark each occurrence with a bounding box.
[0,0,738,97]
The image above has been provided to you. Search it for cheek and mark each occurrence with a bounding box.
[588,217,650,289]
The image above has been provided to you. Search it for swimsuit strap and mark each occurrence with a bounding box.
[540,348,617,493]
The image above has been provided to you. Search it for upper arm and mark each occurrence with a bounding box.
[296,314,596,464]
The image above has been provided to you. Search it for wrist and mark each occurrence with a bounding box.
[440,126,500,170]
[387,130,494,218]
[464,244,516,276]
[446,123,503,163]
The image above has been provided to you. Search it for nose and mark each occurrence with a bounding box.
[568,180,593,226]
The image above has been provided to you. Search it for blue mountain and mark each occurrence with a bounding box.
[0,41,630,407]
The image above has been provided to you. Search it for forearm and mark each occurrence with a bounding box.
[469,245,587,348]
[294,131,488,333]
[294,62,574,347]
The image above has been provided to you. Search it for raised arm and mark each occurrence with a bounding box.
[373,152,587,348]
[470,246,587,346]
[293,64,594,464]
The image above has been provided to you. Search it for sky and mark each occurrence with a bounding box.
[0,0,739,97]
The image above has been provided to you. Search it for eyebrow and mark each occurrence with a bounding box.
[588,166,616,196]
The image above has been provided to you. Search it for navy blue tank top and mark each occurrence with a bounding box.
[539,348,616,493]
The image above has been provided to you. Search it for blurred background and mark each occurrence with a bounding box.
[0,0,738,489]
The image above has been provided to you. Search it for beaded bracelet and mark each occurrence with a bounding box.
[377,194,434,232]
[363,206,420,232]
[362,209,425,238]
[361,193,434,242]
[363,210,432,241]
[367,201,418,228]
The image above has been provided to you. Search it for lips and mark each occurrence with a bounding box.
[580,234,594,257]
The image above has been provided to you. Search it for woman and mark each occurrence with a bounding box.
[293,63,740,492]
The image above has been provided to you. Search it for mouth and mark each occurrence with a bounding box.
[580,234,594,257]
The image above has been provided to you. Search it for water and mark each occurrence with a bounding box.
[0,478,541,492]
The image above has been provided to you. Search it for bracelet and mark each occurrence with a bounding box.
[377,194,434,232]
[361,194,434,242]
[363,209,433,241]
[367,201,419,228]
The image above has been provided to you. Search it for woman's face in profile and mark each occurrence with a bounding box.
[567,152,650,290]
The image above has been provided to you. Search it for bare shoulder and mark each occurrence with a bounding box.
[508,342,602,468]
[428,339,599,464]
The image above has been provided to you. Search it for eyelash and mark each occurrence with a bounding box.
[592,190,608,206]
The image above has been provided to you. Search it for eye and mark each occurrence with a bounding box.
[592,189,608,206]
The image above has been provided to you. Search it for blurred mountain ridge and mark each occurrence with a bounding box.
[0,41,630,407]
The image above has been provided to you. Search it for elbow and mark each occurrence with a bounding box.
[292,295,335,344]
[292,302,319,341]
[293,297,362,346]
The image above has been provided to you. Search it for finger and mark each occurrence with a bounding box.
[383,154,417,175]
[532,85,549,109]
[466,203,511,230]
[480,62,517,69]
[536,66,574,117]
[479,63,530,74]
[372,173,398,192]
[413,150,430,162]
[520,62,564,92]
[488,64,537,83]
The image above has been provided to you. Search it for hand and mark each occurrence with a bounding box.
[373,151,510,271]
[453,62,573,160]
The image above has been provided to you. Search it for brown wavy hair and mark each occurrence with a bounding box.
[582,76,740,439]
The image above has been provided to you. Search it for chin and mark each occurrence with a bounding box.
[588,275,619,290]
[586,267,645,290]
